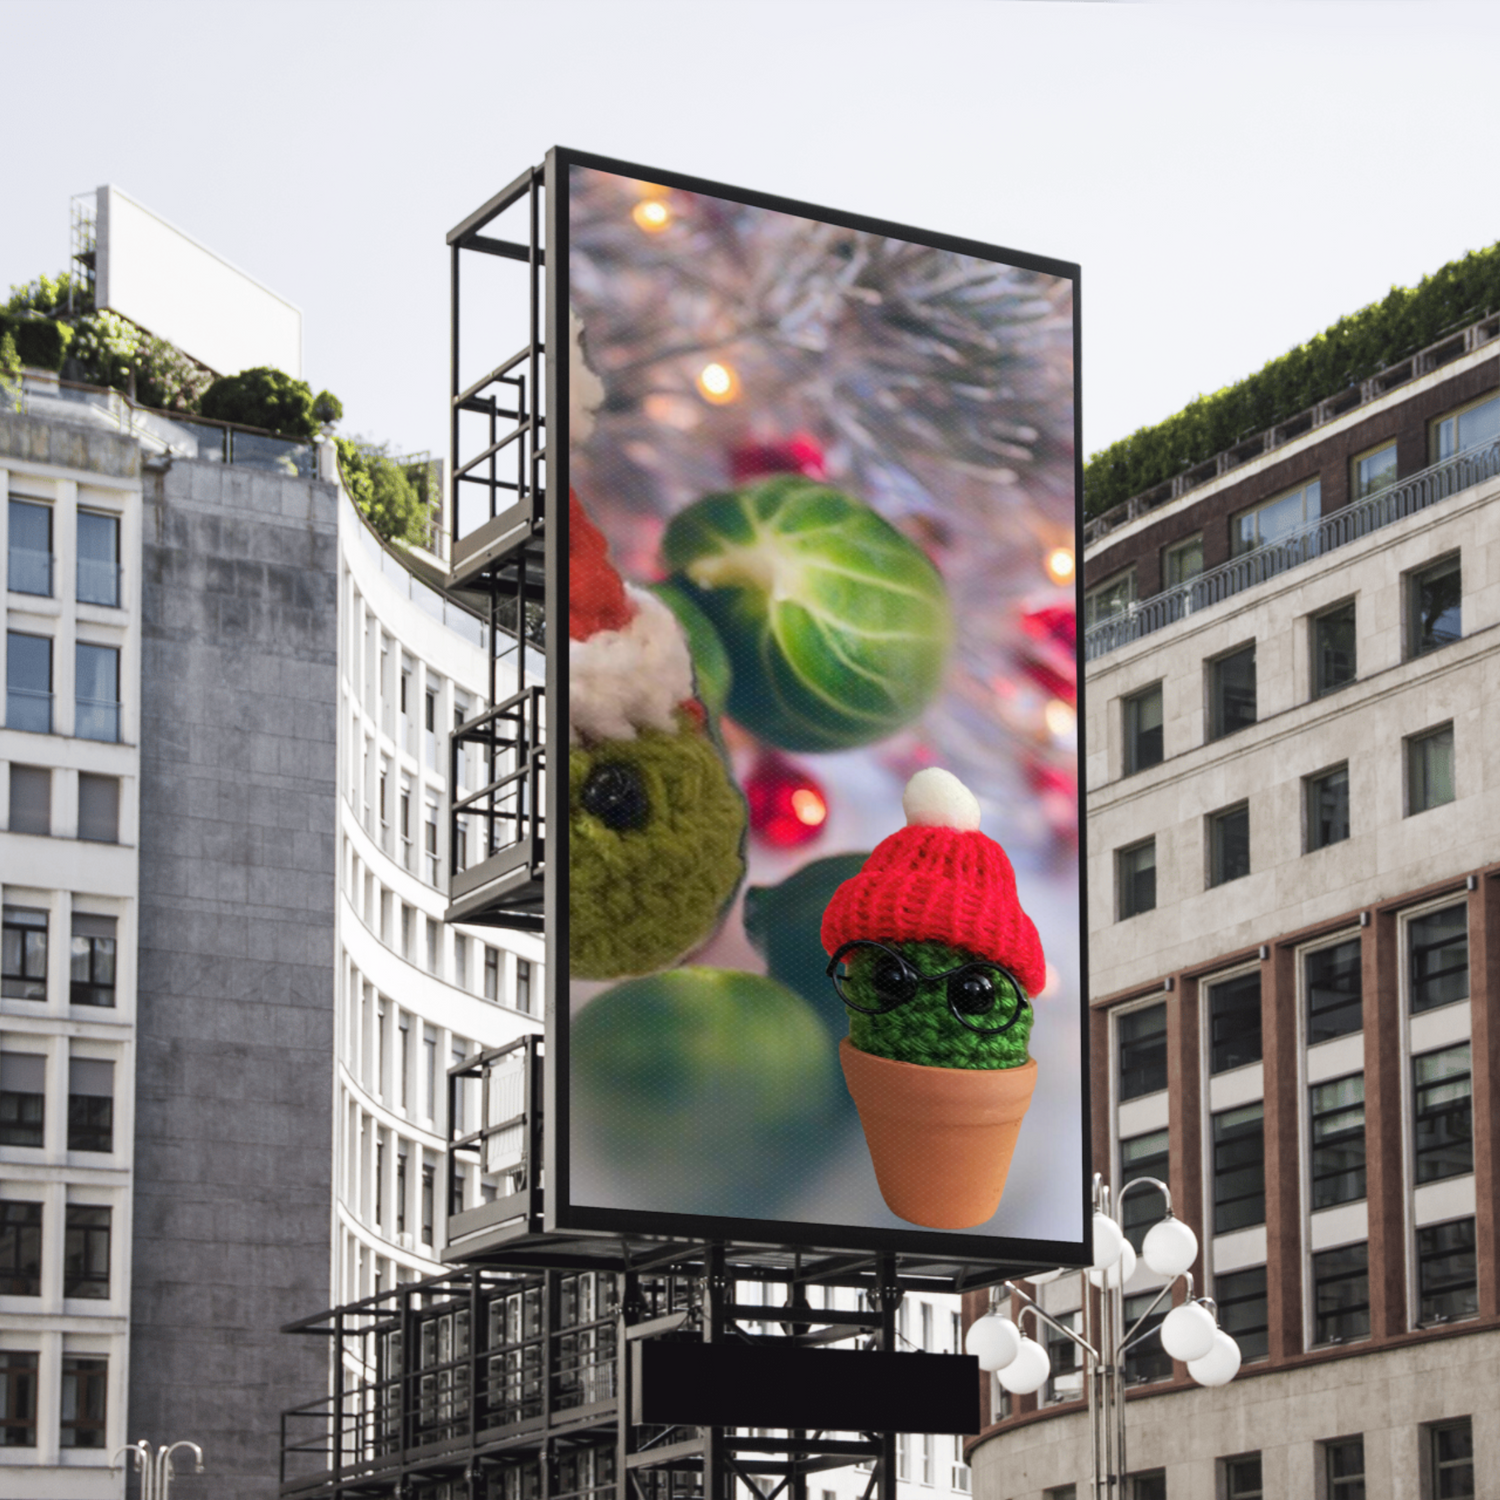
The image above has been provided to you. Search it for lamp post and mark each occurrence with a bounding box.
[966,1174,1240,1499]
[113,1439,204,1500]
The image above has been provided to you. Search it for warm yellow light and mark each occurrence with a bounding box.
[632,199,672,233]
[696,361,741,405]
[1045,698,1076,738]
[1046,546,1075,585]
[790,788,828,827]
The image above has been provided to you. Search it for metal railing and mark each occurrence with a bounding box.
[449,684,546,876]
[1085,438,1500,661]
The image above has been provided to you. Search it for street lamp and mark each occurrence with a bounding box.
[966,1173,1240,1498]
[113,1439,204,1500]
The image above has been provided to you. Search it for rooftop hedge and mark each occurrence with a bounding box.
[1083,242,1500,519]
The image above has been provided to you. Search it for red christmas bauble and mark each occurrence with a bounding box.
[745,752,829,849]
[730,432,826,484]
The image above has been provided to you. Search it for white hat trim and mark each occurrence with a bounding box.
[569,585,695,745]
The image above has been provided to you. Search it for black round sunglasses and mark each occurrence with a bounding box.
[825,939,1030,1038]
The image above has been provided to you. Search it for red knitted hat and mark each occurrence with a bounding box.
[820,768,1046,998]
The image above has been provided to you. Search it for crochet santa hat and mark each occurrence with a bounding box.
[820,767,1046,998]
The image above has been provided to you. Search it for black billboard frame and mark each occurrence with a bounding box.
[544,145,1091,1275]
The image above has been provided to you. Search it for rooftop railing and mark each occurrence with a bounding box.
[1084,438,1500,662]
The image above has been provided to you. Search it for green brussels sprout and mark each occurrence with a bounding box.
[662,476,953,752]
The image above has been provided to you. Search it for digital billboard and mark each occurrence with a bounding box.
[551,149,1086,1263]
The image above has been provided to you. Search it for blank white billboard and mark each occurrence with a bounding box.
[96,185,302,378]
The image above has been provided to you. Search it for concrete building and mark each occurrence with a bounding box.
[2,357,544,1495]
[965,310,1499,1497]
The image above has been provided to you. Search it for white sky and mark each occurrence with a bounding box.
[3,0,1497,465]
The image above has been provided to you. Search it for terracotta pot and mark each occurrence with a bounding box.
[839,1039,1038,1230]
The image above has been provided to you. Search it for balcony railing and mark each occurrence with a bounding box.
[1085,438,1500,661]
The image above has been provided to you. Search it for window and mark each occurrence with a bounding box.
[0,1052,45,1146]
[421,1163,435,1243]
[1305,764,1349,851]
[396,1151,407,1234]
[1129,1470,1166,1500]
[59,1356,107,1448]
[0,1200,42,1295]
[1410,904,1467,1013]
[8,764,49,835]
[920,1433,934,1486]
[426,917,439,975]
[1324,1437,1364,1500]
[68,1058,113,1153]
[6,631,52,733]
[375,1137,385,1226]
[75,642,120,742]
[1117,1004,1167,1100]
[1208,970,1261,1074]
[1407,724,1455,815]
[454,934,468,991]
[1123,684,1163,775]
[64,1205,110,1299]
[1429,1418,1474,1498]
[1313,1243,1369,1344]
[484,947,499,1002]
[1311,1074,1366,1209]
[1417,1219,1477,1324]
[398,1018,409,1108]
[1117,839,1156,920]
[1215,1266,1267,1362]
[70,916,116,1007]
[1431,391,1500,461]
[1044,1489,1076,1500]
[77,773,119,843]
[1413,1044,1472,1184]
[1212,1103,1265,1233]
[1352,442,1397,501]
[1208,802,1250,887]
[2,907,47,999]
[1312,600,1356,697]
[1305,937,1362,1044]
[8,499,52,596]
[517,959,532,1015]
[425,814,439,884]
[1042,1309,1082,1405]
[1163,535,1203,587]
[1208,644,1256,740]
[1120,1291,1170,1383]
[1224,1454,1262,1500]
[1119,1130,1169,1252]
[0,1351,38,1446]
[1085,569,1134,630]
[1408,555,1461,658]
[76,510,120,607]
[1233,479,1320,555]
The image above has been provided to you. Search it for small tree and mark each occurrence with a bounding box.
[337,438,430,546]
[200,366,322,440]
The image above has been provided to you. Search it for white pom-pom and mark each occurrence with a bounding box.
[569,309,605,445]
[903,768,981,832]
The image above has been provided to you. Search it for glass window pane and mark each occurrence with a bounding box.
[1164,537,1203,587]
[7,500,52,597]
[1455,394,1499,453]
[1213,1103,1265,1233]
[1306,766,1350,851]
[7,765,50,836]
[1353,445,1397,500]
[1410,557,1461,657]
[1118,840,1156,921]
[1125,684,1163,775]
[6,633,53,734]
[1417,1218,1477,1323]
[1215,1266,1268,1362]
[1209,970,1262,1073]
[1306,938,1362,1043]
[75,644,120,743]
[1210,647,1256,739]
[1413,1043,1472,1184]
[76,511,120,607]
[77,773,119,844]
[1119,1130,1169,1252]
[1408,726,1455,814]
[1118,1004,1167,1100]
[1311,1074,1366,1208]
[1410,905,1467,1012]
[1210,804,1251,886]
[1313,602,1357,697]
[1313,1243,1369,1344]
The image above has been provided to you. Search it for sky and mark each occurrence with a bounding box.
[4,0,1498,467]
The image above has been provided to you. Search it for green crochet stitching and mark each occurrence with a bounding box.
[569,714,746,979]
[842,939,1033,1070]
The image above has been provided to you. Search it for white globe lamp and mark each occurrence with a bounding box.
[965,1315,1021,1373]
[1159,1301,1218,1363]
[1091,1212,1126,1272]
[1142,1215,1199,1278]
[996,1335,1051,1395]
[1089,1237,1136,1289]
[1187,1329,1242,1387]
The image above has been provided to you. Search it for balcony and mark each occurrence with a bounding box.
[1085,438,1500,662]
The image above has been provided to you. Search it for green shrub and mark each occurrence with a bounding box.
[1084,242,1500,518]
[312,389,343,428]
[1,332,21,410]
[64,311,140,391]
[5,271,92,318]
[200,366,322,440]
[135,335,213,412]
[0,315,73,372]
[337,437,430,546]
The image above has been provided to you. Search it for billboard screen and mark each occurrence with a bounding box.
[553,149,1086,1262]
[97,185,302,378]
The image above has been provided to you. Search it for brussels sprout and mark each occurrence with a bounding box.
[662,476,953,752]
